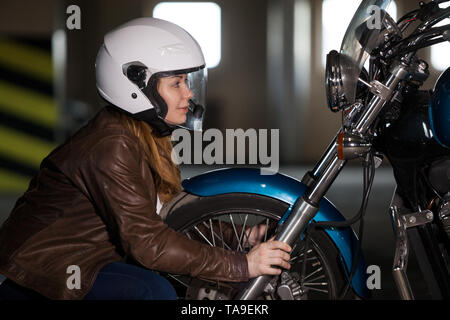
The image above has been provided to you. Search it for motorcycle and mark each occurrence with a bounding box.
[163,0,450,300]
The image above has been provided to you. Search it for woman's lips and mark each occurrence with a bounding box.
[178,106,189,113]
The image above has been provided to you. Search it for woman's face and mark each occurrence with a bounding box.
[157,74,194,125]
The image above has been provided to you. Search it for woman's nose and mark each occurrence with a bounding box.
[185,87,194,99]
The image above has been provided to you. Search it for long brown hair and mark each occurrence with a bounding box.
[118,113,181,204]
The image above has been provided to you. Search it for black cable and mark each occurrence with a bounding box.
[420,166,444,201]
[384,24,450,57]
[339,153,375,299]
[394,36,449,58]
[397,9,419,25]
[306,152,376,299]
[310,155,375,229]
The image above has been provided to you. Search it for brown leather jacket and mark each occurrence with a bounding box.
[0,106,248,300]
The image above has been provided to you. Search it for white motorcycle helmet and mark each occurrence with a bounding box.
[95,17,207,136]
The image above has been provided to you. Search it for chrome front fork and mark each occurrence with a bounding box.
[236,64,409,300]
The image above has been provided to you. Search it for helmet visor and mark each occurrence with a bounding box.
[182,67,207,131]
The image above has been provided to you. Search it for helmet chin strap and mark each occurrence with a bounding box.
[144,75,168,119]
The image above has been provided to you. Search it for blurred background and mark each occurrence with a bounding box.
[0,0,448,299]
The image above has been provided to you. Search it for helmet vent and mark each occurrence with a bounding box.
[123,62,148,90]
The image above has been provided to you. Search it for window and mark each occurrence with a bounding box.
[322,0,397,67]
[153,2,221,69]
[430,2,450,71]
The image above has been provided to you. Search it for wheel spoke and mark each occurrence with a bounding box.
[264,218,269,242]
[303,266,323,281]
[311,260,321,268]
[299,238,311,286]
[167,274,191,288]
[200,221,232,251]
[303,287,329,294]
[209,219,216,247]
[238,214,248,250]
[290,256,318,263]
[194,226,214,247]
[304,274,326,283]
[296,249,313,257]
[303,282,328,286]
[291,242,298,253]
[229,214,243,252]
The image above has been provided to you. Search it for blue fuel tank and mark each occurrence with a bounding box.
[429,67,450,149]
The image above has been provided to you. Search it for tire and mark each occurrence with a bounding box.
[163,192,353,300]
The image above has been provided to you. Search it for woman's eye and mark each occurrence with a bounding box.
[171,77,188,88]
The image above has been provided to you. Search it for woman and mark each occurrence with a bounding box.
[0,18,291,300]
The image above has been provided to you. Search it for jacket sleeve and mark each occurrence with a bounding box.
[79,134,249,282]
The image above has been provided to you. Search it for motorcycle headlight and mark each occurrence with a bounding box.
[325,50,346,112]
[325,50,348,112]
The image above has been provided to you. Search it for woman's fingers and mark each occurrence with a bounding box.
[264,249,291,269]
[267,239,292,253]
[268,257,291,269]
[246,239,292,278]
[268,250,291,262]
[260,259,290,275]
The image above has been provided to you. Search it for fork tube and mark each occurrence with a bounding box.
[308,131,339,179]
[277,154,346,247]
[306,155,346,205]
[354,65,408,133]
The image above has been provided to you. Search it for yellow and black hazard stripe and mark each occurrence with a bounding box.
[0,36,56,193]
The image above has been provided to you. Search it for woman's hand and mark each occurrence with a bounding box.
[246,237,292,278]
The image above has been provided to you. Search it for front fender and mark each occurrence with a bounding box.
[182,167,368,298]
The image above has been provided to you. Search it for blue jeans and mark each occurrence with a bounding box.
[0,262,177,300]
[84,261,178,300]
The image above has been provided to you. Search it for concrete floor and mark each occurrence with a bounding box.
[0,163,433,299]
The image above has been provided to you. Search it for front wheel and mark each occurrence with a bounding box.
[163,192,354,300]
